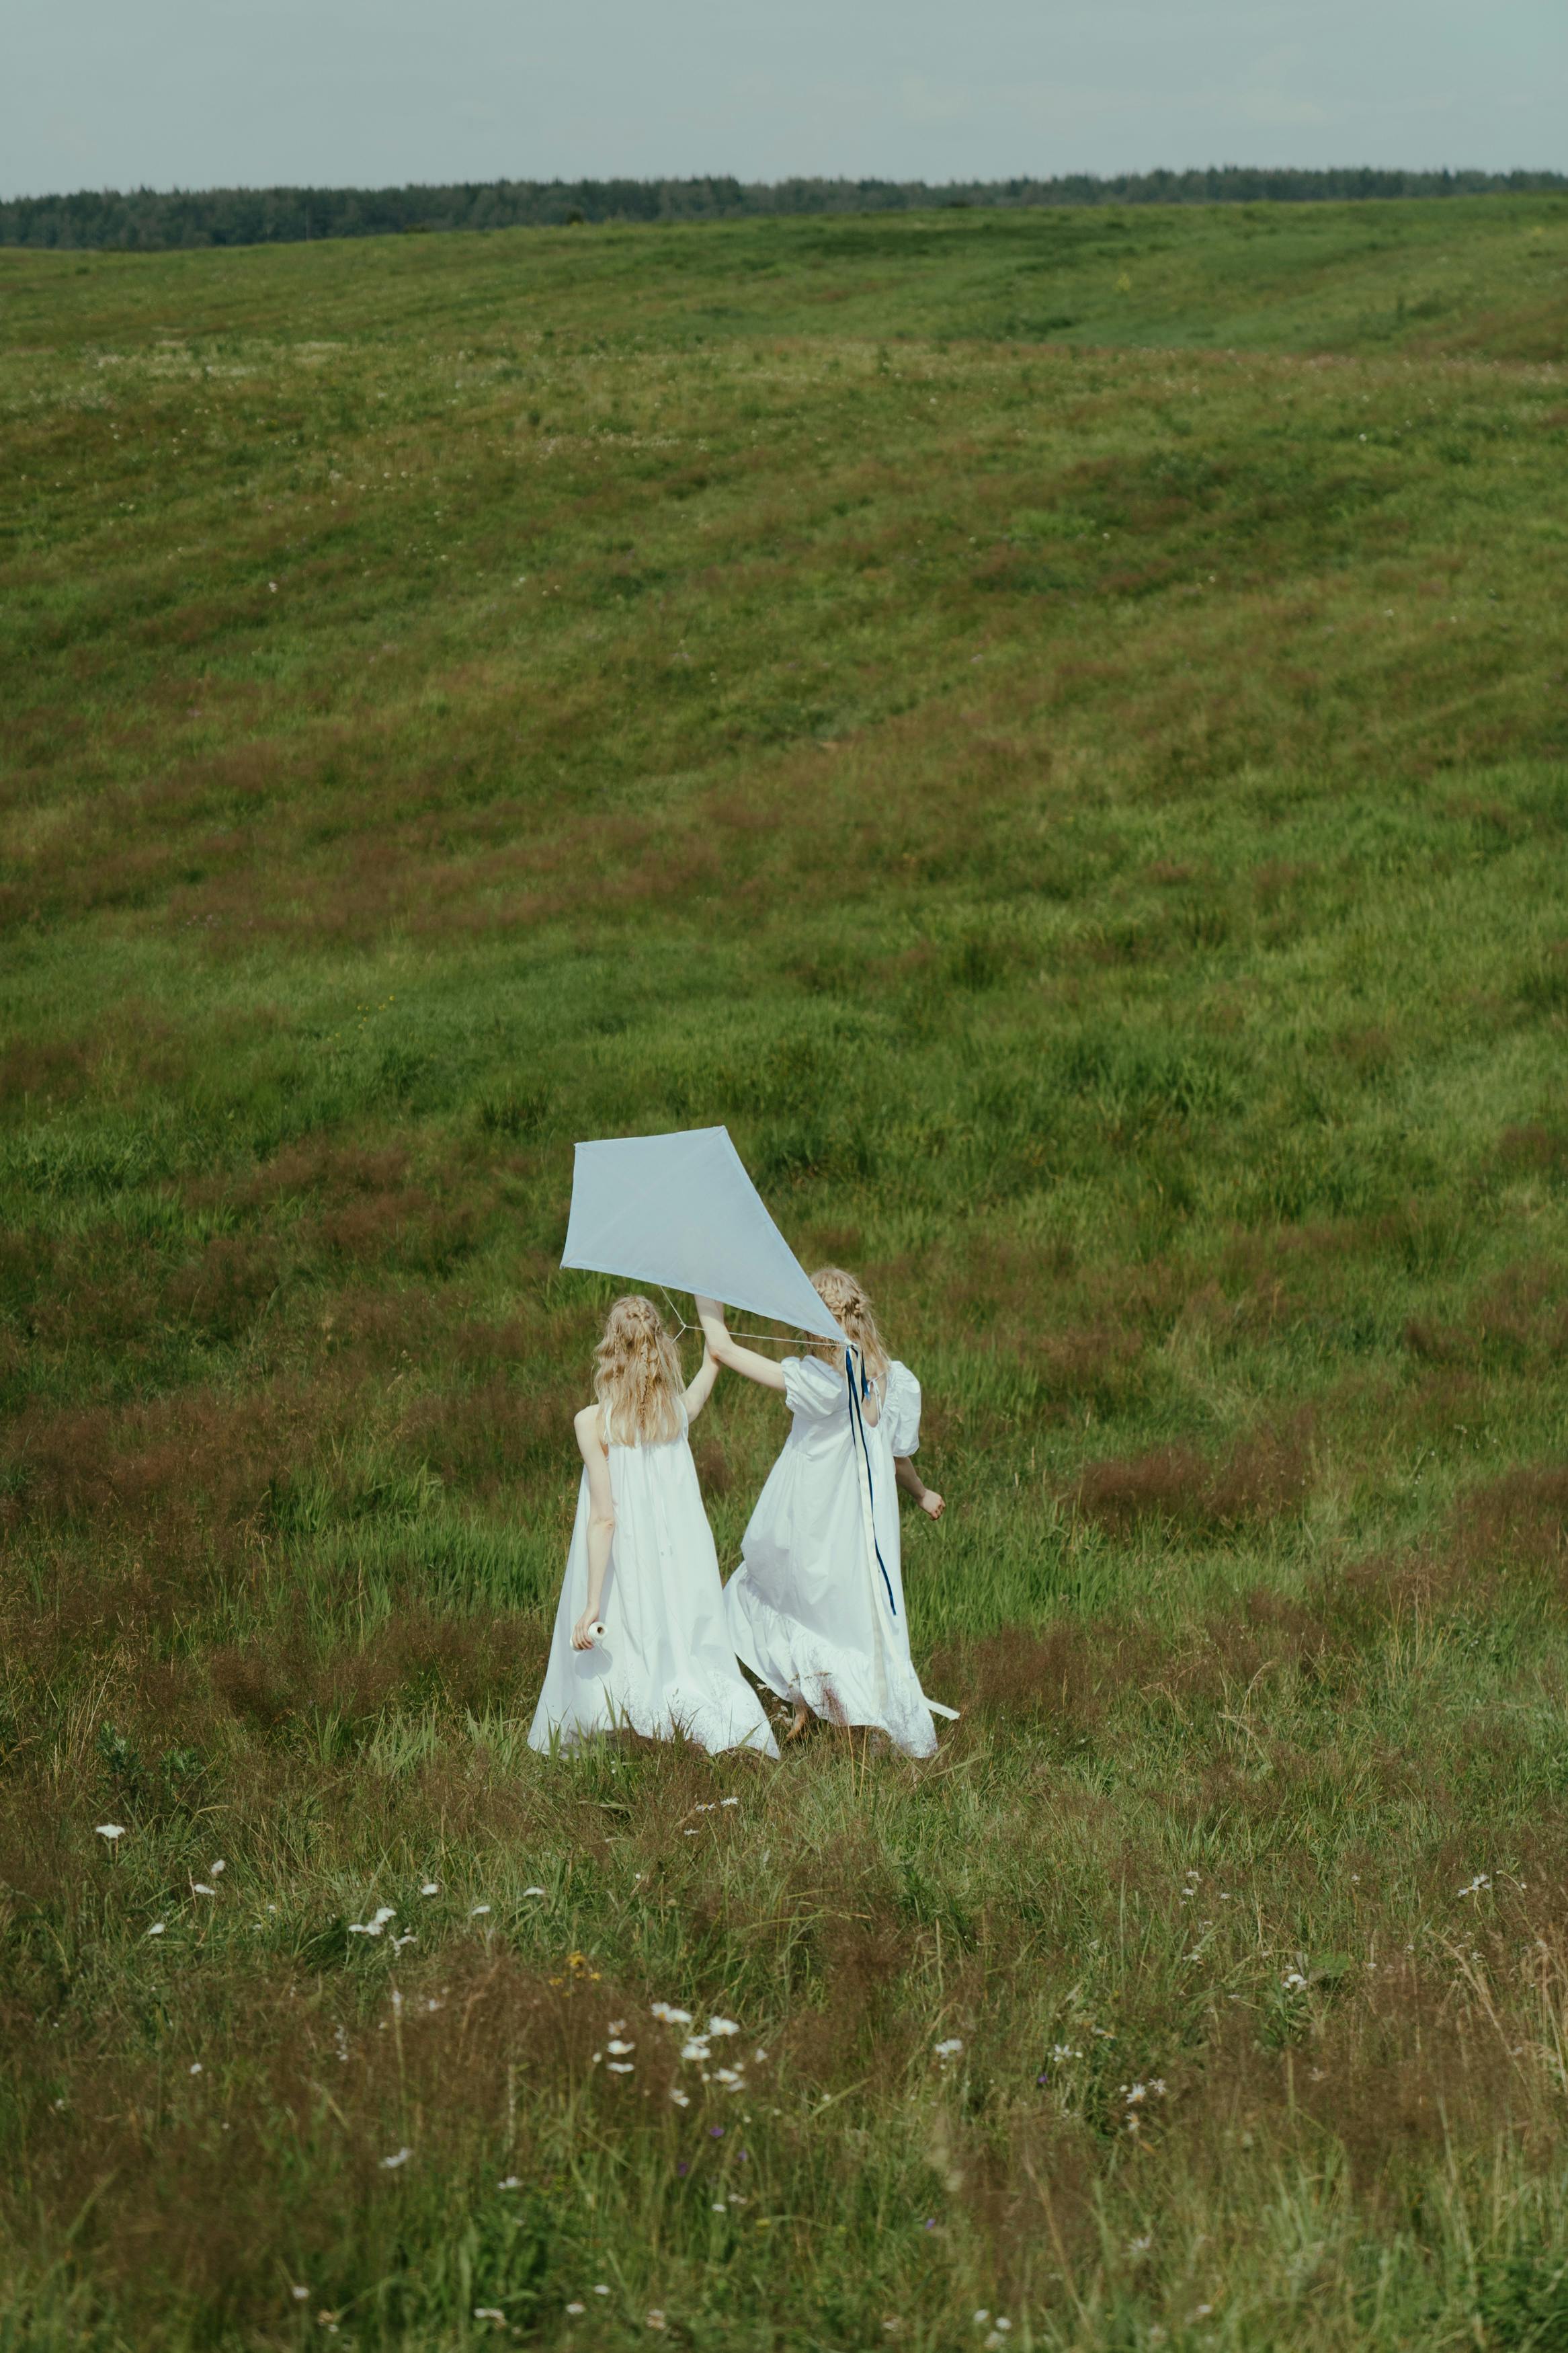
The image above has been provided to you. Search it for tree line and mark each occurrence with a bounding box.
[3,167,1563,251]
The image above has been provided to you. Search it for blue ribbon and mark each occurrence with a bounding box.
[845,1348,897,1618]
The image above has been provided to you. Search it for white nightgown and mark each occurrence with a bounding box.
[722,1354,940,1758]
[528,1406,778,1757]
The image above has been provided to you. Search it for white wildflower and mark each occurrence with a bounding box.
[209,1860,226,1876]
[651,2003,692,2026]
[523,1886,546,1897]
[934,2038,963,2059]
[147,1923,165,1938]
[707,2016,739,2037]
[607,2062,634,2075]
[680,2038,711,2063]
[498,2176,522,2190]
[380,2147,412,2169]
[421,1882,440,1897]
[669,2088,691,2108]
[189,2062,202,2075]
[192,1882,217,1897]
[566,2301,585,2315]
[608,2039,635,2055]
[470,1903,491,1917]
[95,1825,126,1841]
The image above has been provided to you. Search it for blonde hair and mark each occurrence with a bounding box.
[806,1267,889,1383]
[593,1295,685,1446]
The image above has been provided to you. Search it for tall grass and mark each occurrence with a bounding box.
[2,197,1567,2347]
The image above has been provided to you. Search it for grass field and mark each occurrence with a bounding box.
[3,192,1568,2350]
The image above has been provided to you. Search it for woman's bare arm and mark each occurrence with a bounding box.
[683,1341,722,1424]
[695,1295,788,1393]
[572,1404,615,1646]
[895,1455,945,1520]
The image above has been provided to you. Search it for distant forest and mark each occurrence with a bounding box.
[3,166,1565,251]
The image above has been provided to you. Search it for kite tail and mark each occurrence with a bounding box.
[846,1349,897,1618]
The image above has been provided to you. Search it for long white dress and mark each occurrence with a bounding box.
[722,1354,940,1758]
[528,1405,779,1757]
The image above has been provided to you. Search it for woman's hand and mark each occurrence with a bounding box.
[571,1609,600,1652]
[918,1488,946,1521]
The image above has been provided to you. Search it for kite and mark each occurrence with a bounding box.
[560,1125,843,1341]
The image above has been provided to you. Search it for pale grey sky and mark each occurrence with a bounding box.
[4,0,1563,202]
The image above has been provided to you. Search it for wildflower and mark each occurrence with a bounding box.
[210,1860,226,1875]
[269,581,278,592]
[470,1904,491,1917]
[753,2047,768,2064]
[566,2302,585,2316]
[292,2286,310,2301]
[681,2038,711,2063]
[646,2312,667,2331]
[593,2284,610,2295]
[1192,2305,1213,2321]
[147,1923,165,1938]
[973,2315,990,2327]
[1282,1970,1307,1991]
[708,2016,739,2037]
[349,1906,397,1938]
[474,2310,505,2323]
[524,1886,546,1897]
[192,1882,217,1897]
[607,2062,634,2075]
[712,2200,727,2212]
[1128,2233,1153,2256]
[720,1796,739,1808]
[498,2176,522,2190]
[380,2147,412,2169]
[608,2039,635,2055]
[95,1825,126,1842]
[651,2003,692,2026]
[420,1882,440,1897]
[934,2038,963,2059]
[670,2089,691,2108]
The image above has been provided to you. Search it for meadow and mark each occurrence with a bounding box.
[2,192,1568,2350]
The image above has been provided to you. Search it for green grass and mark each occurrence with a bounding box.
[3,194,1568,2350]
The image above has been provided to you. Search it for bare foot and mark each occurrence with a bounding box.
[784,1700,811,1743]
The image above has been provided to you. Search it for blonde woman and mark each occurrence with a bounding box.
[528,1295,778,1756]
[696,1272,947,1758]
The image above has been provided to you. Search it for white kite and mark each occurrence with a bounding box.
[560,1125,843,1342]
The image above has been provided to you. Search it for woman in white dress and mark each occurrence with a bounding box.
[696,1271,947,1757]
[528,1295,778,1757]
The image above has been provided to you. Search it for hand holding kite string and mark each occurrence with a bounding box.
[696,1293,789,1393]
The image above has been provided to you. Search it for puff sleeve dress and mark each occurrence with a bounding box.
[722,1354,938,1757]
[529,1404,779,1757]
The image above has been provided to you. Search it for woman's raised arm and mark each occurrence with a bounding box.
[695,1296,789,1393]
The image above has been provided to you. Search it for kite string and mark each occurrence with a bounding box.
[657,1287,803,1351]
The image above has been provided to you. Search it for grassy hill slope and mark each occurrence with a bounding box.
[3,196,1568,2349]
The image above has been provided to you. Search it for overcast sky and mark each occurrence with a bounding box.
[4,0,1563,201]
